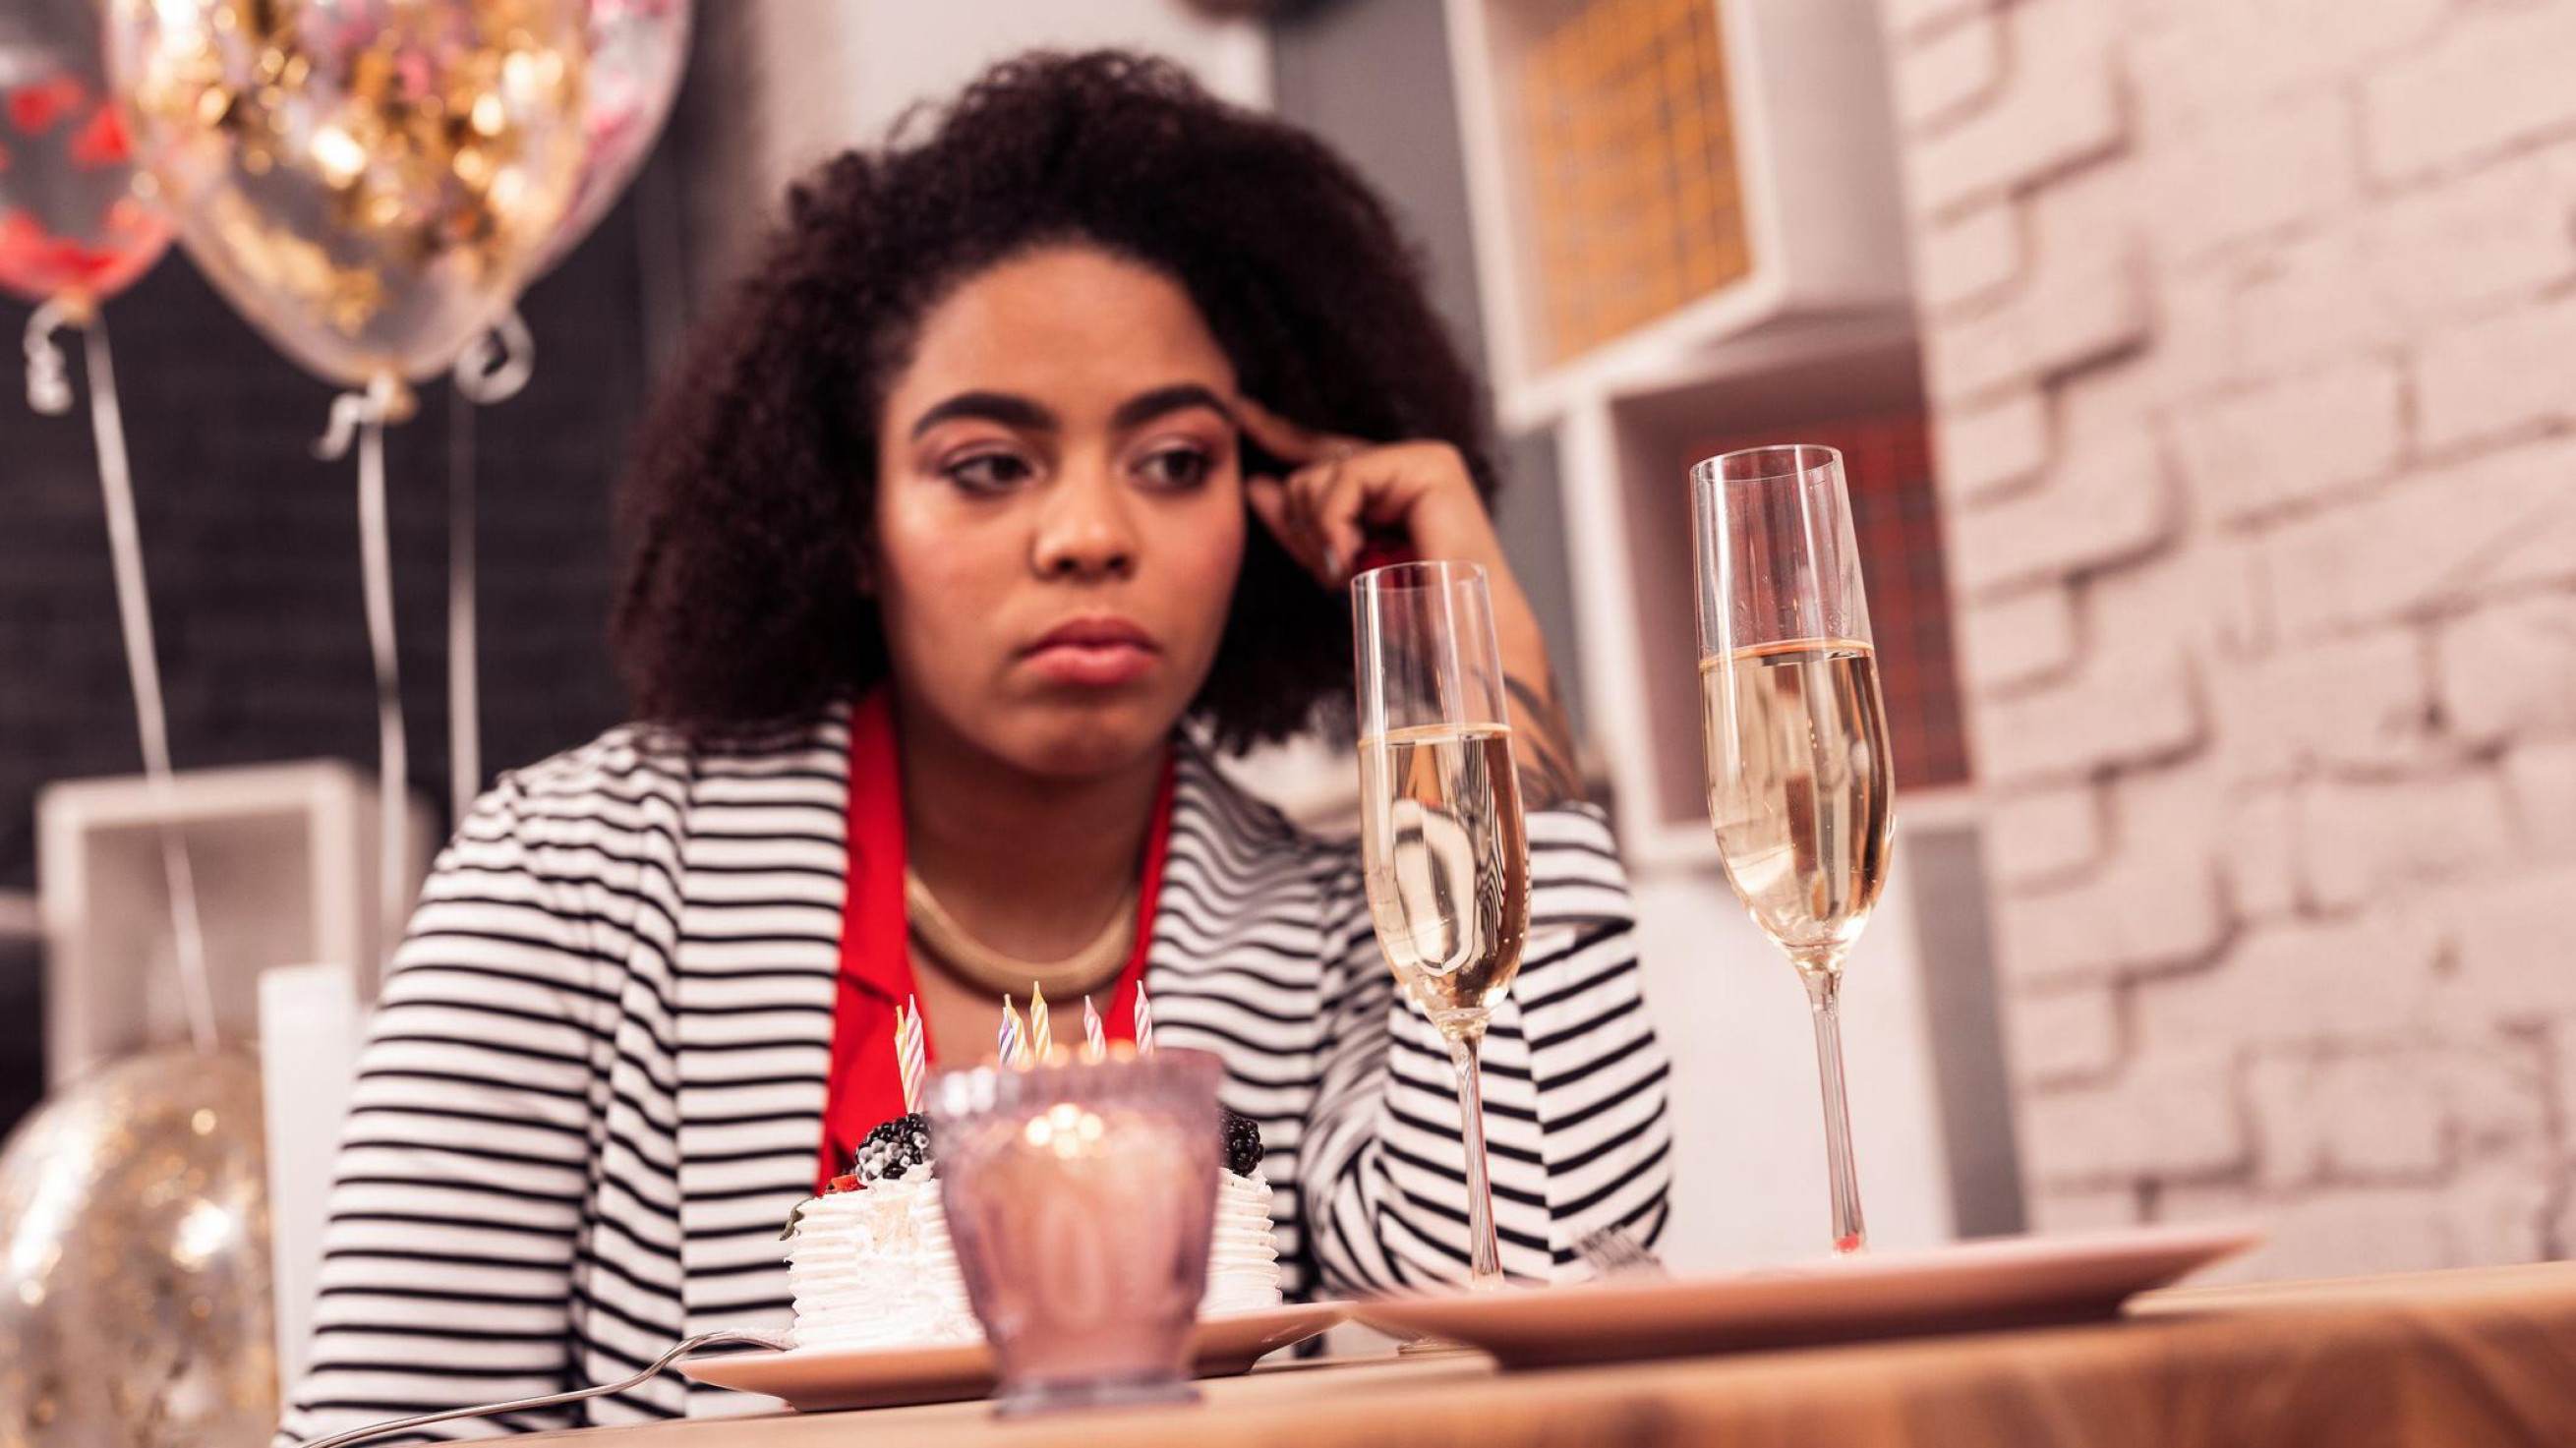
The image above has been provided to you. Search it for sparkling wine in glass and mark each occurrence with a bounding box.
[1353,560,1530,1292]
[1691,445,1895,1255]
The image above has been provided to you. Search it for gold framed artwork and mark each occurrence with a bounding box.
[1519,0,1750,366]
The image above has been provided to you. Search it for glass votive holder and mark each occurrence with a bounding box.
[927,1047,1222,1416]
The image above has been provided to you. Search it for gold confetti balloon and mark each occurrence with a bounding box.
[531,0,689,279]
[103,0,589,389]
[0,1050,275,1447]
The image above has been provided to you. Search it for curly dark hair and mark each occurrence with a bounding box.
[613,50,1497,753]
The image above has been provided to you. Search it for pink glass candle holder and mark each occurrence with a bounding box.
[928,1047,1222,1416]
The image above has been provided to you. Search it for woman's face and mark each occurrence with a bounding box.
[872,245,1248,780]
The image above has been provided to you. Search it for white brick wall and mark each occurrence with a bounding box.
[2298,773,2517,910]
[1903,0,2123,217]
[1892,12,2001,133]
[2141,88,2360,265]
[1958,586,2078,691]
[2263,437,2576,640]
[2122,0,2445,140]
[2445,865,2576,1022]
[2366,146,2576,325]
[1944,429,2173,595]
[2246,1050,2447,1187]
[1970,645,2201,785]
[2019,1053,2248,1186]
[2219,786,2300,919]
[2004,981,2121,1087]
[2413,292,2576,450]
[2172,360,2404,525]
[2505,742,2576,860]
[1882,0,2576,1274]
[2435,597,2576,744]
[2212,627,2430,779]
[1924,164,2151,400]
[1983,783,2102,889]
[1932,387,2048,497]
[1997,840,2225,983]
[1913,203,2023,315]
[2359,1,2576,182]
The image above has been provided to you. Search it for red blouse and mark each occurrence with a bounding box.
[818,692,1175,1190]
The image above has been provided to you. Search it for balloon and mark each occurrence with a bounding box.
[0,1049,276,1446]
[104,0,590,390]
[531,0,690,278]
[0,0,171,309]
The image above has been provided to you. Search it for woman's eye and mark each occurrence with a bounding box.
[1137,445,1212,491]
[942,451,1033,493]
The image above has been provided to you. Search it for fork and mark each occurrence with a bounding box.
[301,1328,790,1448]
[1573,1222,1671,1282]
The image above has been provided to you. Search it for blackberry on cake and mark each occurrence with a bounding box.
[853,1112,933,1183]
[1220,1105,1264,1178]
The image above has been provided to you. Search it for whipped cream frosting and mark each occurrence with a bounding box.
[786,1169,1286,1351]
[1201,1171,1285,1314]
[784,1175,980,1350]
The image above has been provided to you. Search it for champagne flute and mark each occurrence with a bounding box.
[1352,560,1531,1292]
[1690,445,1895,1255]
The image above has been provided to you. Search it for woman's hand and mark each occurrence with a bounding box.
[1238,397,1587,808]
[1238,397,1502,589]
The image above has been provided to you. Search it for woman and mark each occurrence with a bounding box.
[281,52,1669,1439]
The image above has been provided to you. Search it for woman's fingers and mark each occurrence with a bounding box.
[1283,462,1348,582]
[1242,403,1489,588]
[1247,474,1330,584]
[1241,396,1359,587]
[1246,475,1302,559]
[1294,461,1369,583]
[1251,456,1371,590]
[1234,394,1334,467]
[1237,394,1378,476]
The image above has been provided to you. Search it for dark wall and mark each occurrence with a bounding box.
[0,246,651,878]
[0,186,668,1128]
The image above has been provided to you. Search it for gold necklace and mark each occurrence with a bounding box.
[904,866,1138,998]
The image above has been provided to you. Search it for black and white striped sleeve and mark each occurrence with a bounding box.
[1299,802,1673,1292]
[275,772,623,1444]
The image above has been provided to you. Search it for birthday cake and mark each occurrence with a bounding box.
[783,1107,1285,1350]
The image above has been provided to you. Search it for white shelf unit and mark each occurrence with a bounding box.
[1442,0,2021,1245]
[1444,0,1913,433]
[1552,338,1932,866]
[1439,0,2018,1244]
[1440,0,1928,863]
[36,761,434,1085]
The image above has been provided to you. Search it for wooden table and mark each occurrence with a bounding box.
[525,1264,2576,1447]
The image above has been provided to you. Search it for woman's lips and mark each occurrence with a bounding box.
[1020,618,1159,687]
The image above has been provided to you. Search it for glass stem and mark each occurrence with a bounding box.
[1448,1029,1506,1291]
[1799,960,1867,1254]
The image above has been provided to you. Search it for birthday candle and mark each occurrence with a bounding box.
[1082,995,1108,1063]
[1134,982,1155,1053]
[999,994,1026,1067]
[896,995,926,1115]
[1029,983,1053,1063]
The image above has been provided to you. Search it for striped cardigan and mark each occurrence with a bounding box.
[278,707,1672,1441]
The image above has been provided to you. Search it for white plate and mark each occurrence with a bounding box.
[1353,1224,2261,1368]
[677,1301,1349,1412]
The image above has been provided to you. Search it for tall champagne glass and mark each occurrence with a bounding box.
[1691,445,1895,1254]
[1353,560,1531,1291]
